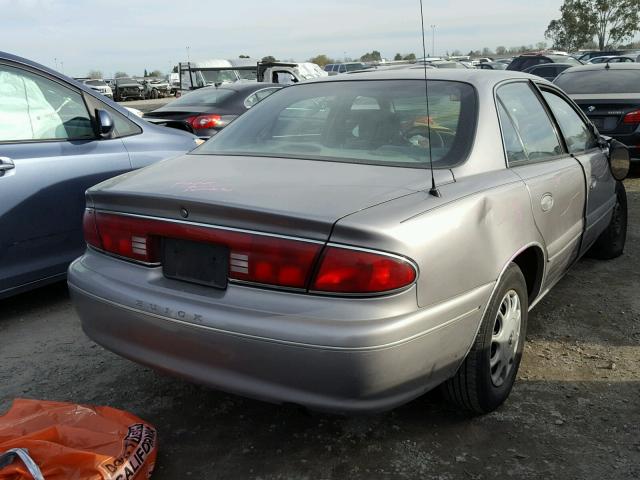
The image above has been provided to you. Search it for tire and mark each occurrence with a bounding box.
[442,263,528,414]
[587,181,627,260]
[151,89,158,99]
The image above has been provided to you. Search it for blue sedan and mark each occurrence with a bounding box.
[0,51,201,299]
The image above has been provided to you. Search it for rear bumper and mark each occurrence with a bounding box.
[68,250,490,412]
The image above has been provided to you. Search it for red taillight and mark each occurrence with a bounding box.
[311,246,417,294]
[86,211,321,289]
[623,110,640,124]
[84,210,417,295]
[188,114,222,130]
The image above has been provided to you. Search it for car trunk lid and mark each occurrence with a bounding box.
[571,94,640,134]
[87,154,454,241]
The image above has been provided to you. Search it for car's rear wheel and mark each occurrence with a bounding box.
[442,263,528,414]
[588,181,627,260]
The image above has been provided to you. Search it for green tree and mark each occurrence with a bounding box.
[394,53,403,61]
[308,54,334,67]
[403,53,416,61]
[546,0,640,51]
[359,50,382,62]
[114,71,128,78]
[239,54,250,58]
[87,70,102,79]
[172,65,178,73]
[496,46,507,56]
[262,55,278,63]
[148,70,163,77]
[144,68,148,77]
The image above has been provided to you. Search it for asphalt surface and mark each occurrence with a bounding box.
[123,97,173,113]
[1,178,639,479]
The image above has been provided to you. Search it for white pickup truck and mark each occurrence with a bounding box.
[177,60,326,95]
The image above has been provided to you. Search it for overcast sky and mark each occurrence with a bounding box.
[1,0,566,77]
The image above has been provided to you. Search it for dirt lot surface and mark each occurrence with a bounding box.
[2,178,639,480]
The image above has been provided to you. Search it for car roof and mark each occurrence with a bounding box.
[305,67,542,85]
[527,63,576,69]
[560,63,640,74]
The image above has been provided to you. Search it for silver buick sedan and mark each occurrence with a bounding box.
[69,69,629,414]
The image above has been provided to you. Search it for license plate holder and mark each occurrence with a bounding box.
[162,238,229,289]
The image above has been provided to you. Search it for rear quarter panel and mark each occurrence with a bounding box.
[331,168,544,309]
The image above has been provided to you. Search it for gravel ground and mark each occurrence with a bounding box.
[1,178,639,480]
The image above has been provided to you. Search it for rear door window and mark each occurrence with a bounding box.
[497,102,527,164]
[496,82,563,164]
[541,90,598,153]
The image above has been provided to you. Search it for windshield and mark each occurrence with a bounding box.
[555,70,640,94]
[345,63,366,71]
[237,70,257,80]
[169,88,235,106]
[194,80,477,168]
[201,69,239,84]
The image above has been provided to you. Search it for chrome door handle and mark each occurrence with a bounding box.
[0,157,14,172]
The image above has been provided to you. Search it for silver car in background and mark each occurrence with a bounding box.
[69,70,629,414]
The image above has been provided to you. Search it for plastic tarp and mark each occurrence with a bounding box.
[0,399,157,480]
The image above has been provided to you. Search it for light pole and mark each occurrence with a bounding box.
[186,46,191,62]
[430,25,436,57]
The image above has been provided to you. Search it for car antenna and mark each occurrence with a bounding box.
[419,0,441,197]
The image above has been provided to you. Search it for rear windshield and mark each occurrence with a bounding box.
[555,70,640,94]
[194,80,477,168]
[170,88,236,106]
[548,55,581,65]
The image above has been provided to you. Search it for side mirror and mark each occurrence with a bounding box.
[96,109,115,139]
[607,138,630,181]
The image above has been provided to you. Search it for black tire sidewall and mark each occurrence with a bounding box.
[475,263,529,412]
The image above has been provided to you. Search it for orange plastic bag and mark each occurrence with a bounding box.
[0,399,157,480]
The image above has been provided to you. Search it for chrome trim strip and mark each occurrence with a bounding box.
[71,283,479,352]
[92,209,326,245]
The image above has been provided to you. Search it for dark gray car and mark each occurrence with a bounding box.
[0,51,201,299]
[523,63,575,81]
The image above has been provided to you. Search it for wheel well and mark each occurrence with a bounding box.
[512,246,544,304]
